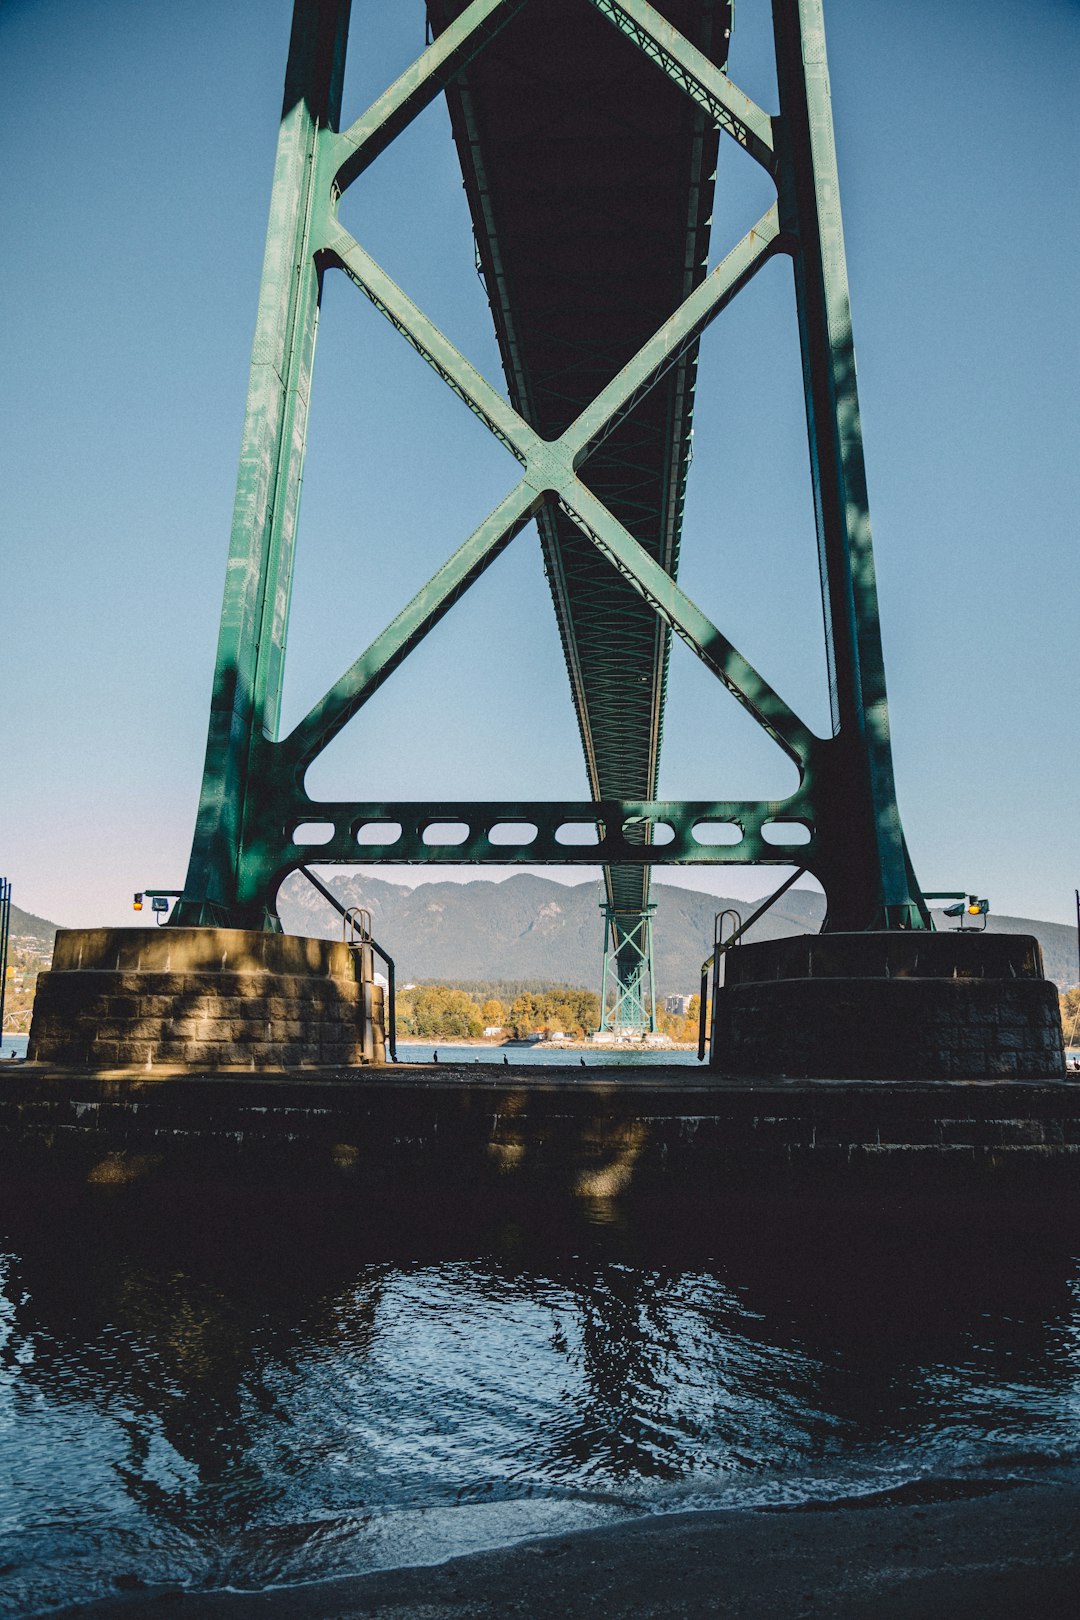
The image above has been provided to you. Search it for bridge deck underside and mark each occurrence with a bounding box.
[429,0,730,915]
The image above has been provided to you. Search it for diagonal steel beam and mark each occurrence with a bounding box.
[324,222,541,461]
[564,205,780,465]
[330,0,527,194]
[283,480,544,769]
[327,204,779,486]
[288,203,796,778]
[289,204,790,778]
[588,0,777,174]
[560,478,816,765]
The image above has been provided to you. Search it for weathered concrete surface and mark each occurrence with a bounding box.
[712,933,1065,1081]
[27,928,384,1070]
[2,1065,1078,1196]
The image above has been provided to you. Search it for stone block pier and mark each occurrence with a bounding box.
[711,933,1065,1080]
[27,928,385,1070]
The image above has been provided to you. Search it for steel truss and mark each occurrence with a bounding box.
[174,0,929,942]
[599,906,657,1037]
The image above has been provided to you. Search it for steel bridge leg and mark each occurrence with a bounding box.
[172,0,351,929]
[771,0,926,930]
[599,906,657,1037]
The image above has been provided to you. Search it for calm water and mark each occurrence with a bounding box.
[397,1042,701,1065]
[8,1036,1077,1066]
[0,1037,700,1067]
[1,1165,1079,1616]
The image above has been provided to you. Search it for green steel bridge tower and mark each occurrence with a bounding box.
[172,0,930,1027]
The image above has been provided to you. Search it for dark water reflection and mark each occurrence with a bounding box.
[1,1183,1079,1614]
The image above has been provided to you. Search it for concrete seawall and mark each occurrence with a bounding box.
[3,1065,1079,1200]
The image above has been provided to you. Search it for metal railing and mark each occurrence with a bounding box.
[697,867,808,1061]
[298,868,397,1061]
[698,908,740,1061]
[0,878,10,1043]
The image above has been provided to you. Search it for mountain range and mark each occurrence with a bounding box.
[12,879,1075,993]
[275,871,1079,994]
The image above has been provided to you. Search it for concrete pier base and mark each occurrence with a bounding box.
[711,932,1065,1080]
[27,928,385,1070]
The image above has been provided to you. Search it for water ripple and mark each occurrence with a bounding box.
[0,1190,1078,1615]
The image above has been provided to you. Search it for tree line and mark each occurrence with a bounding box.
[395,985,600,1040]
[394,983,699,1042]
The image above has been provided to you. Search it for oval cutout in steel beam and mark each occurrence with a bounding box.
[422,821,470,846]
[691,822,743,845]
[762,821,812,845]
[556,822,603,846]
[488,822,539,846]
[646,822,675,845]
[293,822,335,846]
[356,822,402,846]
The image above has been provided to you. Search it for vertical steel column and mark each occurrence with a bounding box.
[772,0,925,929]
[173,0,351,928]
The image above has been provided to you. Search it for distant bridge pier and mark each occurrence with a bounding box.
[599,906,657,1040]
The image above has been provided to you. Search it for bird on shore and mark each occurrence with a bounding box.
[580,1056,586,1067]
[432,1050,439,1063]
[502,1054,509,1066]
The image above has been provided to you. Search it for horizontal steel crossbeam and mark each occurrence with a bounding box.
[267,799,815,879]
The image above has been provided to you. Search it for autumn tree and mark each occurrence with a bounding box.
[506,988,599,1038]
[396,984,600,1040]
[1061,986,1080,1048]
[409,986,483,1039]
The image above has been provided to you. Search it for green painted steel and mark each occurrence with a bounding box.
[174,0,929,956]
[430,0,733,1010]
[599,906,657,1036]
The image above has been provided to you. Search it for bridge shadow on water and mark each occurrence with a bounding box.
[1,1170,1079,1614]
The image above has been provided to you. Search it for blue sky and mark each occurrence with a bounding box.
[1,0,1078,931]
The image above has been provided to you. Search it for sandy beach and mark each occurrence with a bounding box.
[61,1476,1080,1618]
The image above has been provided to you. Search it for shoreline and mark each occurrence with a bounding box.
[399,1037,698,1052]
[62,1477,1080,1617]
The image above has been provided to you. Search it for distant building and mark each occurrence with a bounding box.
[665,994,691,1016]
[482,1025,504,1038]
